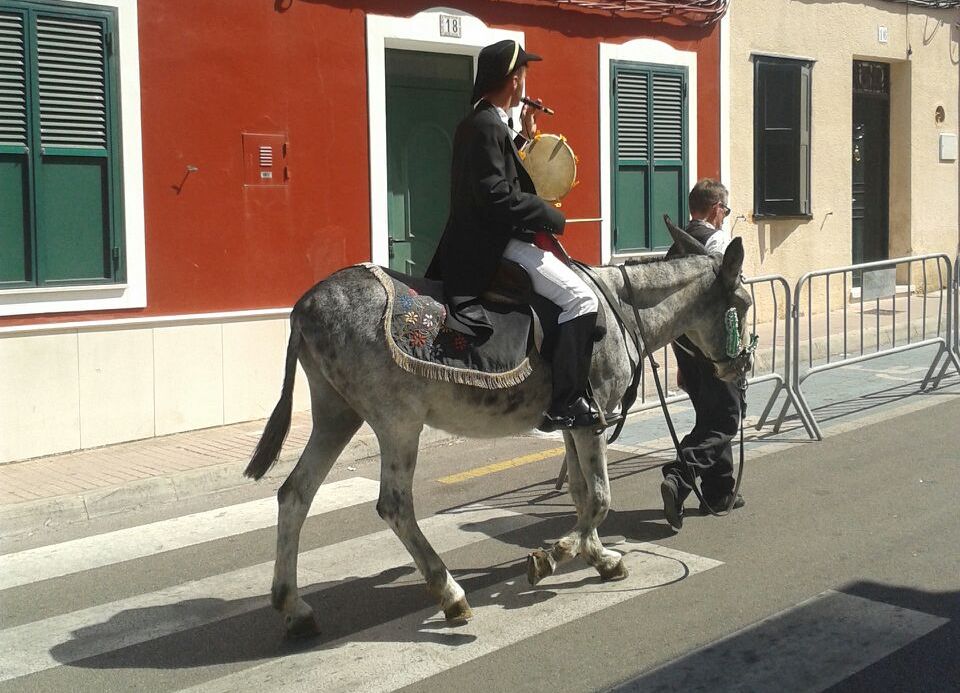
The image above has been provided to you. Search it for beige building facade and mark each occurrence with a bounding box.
[726,0,959,313]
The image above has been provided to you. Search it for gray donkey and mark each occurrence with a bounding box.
[246,220,751,638]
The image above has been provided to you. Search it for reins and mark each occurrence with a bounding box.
[571,259,643,445]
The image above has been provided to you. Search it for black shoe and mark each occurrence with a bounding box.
[699,493,745,514]
[660,475,684,532]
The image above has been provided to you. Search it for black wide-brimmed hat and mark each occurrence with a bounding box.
[470,39,542,104]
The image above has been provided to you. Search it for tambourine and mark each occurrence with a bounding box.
[519,133,579,206]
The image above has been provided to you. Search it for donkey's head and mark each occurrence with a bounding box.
[663,215,754,382]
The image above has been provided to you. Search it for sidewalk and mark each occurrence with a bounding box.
[0,413,447,540]
[2,289,955,541]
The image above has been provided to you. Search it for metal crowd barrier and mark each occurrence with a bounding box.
[930,252,960,389]
[791,253,960,440]
[617,272,807,435]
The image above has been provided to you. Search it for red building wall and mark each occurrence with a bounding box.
[1,0,720,327]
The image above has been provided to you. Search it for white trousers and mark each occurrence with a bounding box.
[502,238,598,324]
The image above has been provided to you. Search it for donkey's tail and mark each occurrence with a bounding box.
[245,318,302,480]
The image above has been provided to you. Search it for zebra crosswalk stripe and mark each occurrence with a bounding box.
[183,543,722,693]
[0,477,380,591]
[0,503,542,682]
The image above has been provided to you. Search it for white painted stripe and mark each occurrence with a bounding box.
[0,477,380,591]
[185,542,722,693]
[0,504,541,682]
[614,590,948,692]
[0,306,293,336]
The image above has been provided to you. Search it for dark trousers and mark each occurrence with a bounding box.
[661,339,741,505]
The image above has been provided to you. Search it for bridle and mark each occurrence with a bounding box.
[672,304,759,382]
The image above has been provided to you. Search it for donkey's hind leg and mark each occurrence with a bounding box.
[375,424,471,622]
[272,376,362,638]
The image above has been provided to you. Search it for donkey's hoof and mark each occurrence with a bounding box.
[598,559,629,582]
[284,612,320,640]
[526,550,554,586]
[443,597,473,622]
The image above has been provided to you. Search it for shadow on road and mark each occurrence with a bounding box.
[48,508,677,671]
[607,581,959,692]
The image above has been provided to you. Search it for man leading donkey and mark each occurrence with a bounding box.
[426,40,599,432]
[660,178,747,531]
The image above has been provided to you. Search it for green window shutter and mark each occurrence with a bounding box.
[798,62,811,215]
[0,11,27,148]
[612,62,687,253]
[754,56,812,217]
[37,15,107,150]
[652,72,683,161]
[34,12,113,283]
[0,10,31,285]
[616,70,647,160]
[650,71,685,248]
[0,2,122,290]
[613,67,648,252]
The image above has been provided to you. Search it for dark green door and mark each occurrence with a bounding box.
[385,49,472,276]
[852,61,890,272]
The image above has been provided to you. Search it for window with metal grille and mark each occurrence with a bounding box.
[0,1,123,288]
[753,55,812,218]
[611,61,687,253]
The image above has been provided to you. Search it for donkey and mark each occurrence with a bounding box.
[245,221,751,638]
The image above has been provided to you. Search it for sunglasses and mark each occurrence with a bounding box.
[718,202,731,217]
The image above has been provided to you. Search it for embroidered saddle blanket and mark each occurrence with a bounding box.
[365,264,535,389]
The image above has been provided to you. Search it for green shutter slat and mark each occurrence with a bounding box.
[0,12,27,147]
[615,70,648,160]
[37,15,106,149]
[652,73,683,161]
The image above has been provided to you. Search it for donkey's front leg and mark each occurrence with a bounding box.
[572,429,627,580]
[528,430,626,584]
[527,431,585,584]
[376,426,472,622]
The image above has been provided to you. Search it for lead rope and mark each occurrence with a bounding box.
[647,353,748,516]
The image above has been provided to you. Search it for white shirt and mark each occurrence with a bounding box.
[695,218,732,254]
[493,104,512,132]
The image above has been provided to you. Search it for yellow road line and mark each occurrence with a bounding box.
[436,446,565,485]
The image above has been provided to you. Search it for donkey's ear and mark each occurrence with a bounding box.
[663,214,708,256]
[720,237,744,288]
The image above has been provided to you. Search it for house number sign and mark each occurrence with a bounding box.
[439,14,461,38]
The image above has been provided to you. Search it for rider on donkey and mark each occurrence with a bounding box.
[426,40,600,432]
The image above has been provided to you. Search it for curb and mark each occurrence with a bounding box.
[0,427,452,541]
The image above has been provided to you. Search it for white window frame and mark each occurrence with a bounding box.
[366,8,522,267]
[0,0,145,317]
[599,38,698,263]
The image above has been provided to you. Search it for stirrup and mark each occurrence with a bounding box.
[539,397,601,433]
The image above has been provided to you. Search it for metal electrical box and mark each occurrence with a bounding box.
[940,133,958,162]
[242,133,288,186]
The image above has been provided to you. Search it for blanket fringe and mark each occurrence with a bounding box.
[365,264,533,390]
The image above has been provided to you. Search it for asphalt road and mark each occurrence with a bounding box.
[1,355,958,692]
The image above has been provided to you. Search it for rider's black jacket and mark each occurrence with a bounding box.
[425,100,564,336]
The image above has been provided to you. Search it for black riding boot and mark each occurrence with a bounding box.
[539,312,601,432]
